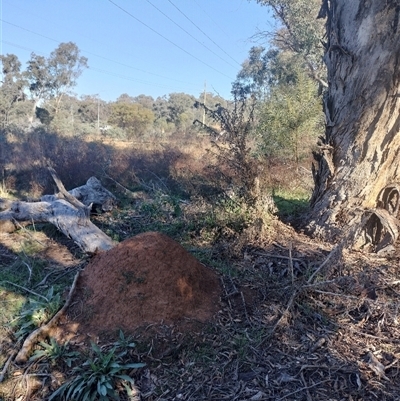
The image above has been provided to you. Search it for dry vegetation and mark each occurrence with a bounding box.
[1,132,400,400]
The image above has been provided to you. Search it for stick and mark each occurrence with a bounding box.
[15,270,81,365]
[0,351,17,383]
[307,245,338,284]
[288,242,294,285]
[265,289,299,339]
[0,281,49,302]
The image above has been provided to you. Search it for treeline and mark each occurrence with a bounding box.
[0,42,228,140]
[1,0,326,166]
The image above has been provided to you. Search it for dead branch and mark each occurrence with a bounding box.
[0,171,117,253]
[15,270,81,365]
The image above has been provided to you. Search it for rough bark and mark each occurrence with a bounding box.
[308,1,400,247]
[0,172,117,253]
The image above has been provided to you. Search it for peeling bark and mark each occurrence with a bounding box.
[308,1,400,244]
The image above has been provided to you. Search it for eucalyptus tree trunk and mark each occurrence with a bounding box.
[308,0,400,249]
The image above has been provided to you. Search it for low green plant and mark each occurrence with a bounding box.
[112,329,138,349]
[272,188,310,219]
[13,287,61,341]
[49,341,145,401]
[29,337,80,367]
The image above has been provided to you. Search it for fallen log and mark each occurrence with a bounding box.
[0,168,117,253]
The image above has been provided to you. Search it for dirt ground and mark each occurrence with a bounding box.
[1,222,400,400]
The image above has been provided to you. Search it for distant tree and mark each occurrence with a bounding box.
[235,46,323,163]
[116,93,135,103]
[150,96,172,135]
[25,42,88,121]
[77,95,108,125]
[153,96,169,119]
[47,43,88,110]
[108,102,154,138]
[0,54,27,127]
[167,92,196,131]
[234,47,303,98]
[116,93,154,110]
[197,92,227,108]
[132,94,154,110]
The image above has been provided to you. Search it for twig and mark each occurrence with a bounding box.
[102,171,137,196]
[12,219,47,248]
[277,379,330,400]
[0,351,17,383]
[307,245,339,284]
[288,242,294,285]
[0,281,49,302]
[310,289,359,299]
[34,270,58,288]
[240,291,250,323]
[15,270,81,365]
[300,371,313,401]
[252,251,307,268]
[147,170,170,192]
[267,289,299,338]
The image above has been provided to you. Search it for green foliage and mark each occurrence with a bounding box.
[35,106,53,125]
[13,287,61,341]
[273,187,310,218]
[48,340,145,401]
[25,42,88,114]
[257,64,323,162]
[233,0,326,167]
[0,54,27,128]
[29,337,80,367]
[166,92,197,130]
[108,102,154,138]
[255,0,325,69]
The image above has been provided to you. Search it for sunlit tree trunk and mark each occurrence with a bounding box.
[308,0,400,243]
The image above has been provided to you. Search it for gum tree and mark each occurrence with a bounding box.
[253,0,400,252]
[25,42,88,121]
[307,1,400,249]
[0,54,27,127]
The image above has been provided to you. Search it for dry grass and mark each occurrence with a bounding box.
[1,132,400,400]
[129,230,400,401]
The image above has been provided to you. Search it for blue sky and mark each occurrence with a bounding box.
[0,0,273,102]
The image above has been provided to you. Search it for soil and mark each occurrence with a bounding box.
[65,232,221,338]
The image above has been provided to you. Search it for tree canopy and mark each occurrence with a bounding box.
[25,42,88,115]
[108,102,155,138]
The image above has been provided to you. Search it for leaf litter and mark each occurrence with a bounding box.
[2,220,400,400]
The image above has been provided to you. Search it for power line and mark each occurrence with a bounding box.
[88,66,200,91]
[145,0,236,69]
[166,0,241,66]
[1,19,201,87]
[192,0,232,39]
[2,41,202,93]
[107,0,233,79]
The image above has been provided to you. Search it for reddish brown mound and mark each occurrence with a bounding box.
[67,232,221,337]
